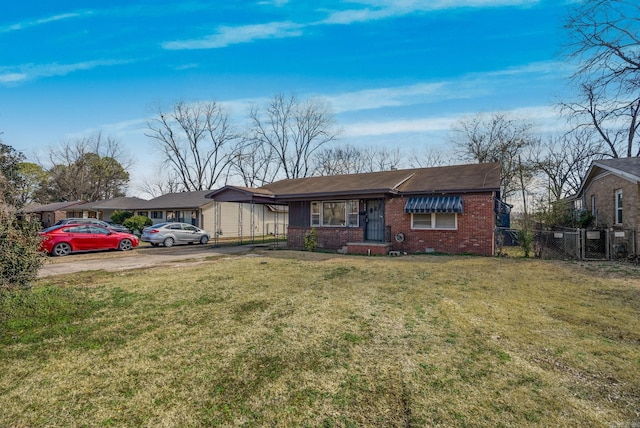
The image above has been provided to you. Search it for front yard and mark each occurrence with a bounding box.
[1,252,639,426]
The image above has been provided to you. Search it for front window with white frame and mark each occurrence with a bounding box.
[411,213,457,230]
[615,189,623,224]
[311,200,359,227]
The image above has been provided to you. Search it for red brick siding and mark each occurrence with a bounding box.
[387,194,495,256]
[346,243,391,255]
[288,226,364,250]
[287,193,496,256]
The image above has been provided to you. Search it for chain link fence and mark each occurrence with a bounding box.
[496,227,637,261]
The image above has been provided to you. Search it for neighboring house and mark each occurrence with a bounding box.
[207,163,502,256]
[133,190,287,239]
[571,157,640,231]
[70,197,148,222]
[19,200,85,228]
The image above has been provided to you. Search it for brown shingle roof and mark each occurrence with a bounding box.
[73,197,148,210]
[136,190,215,209]
[261,169,416,197]
[261,163,500,199]
[397,163,501,194]
[21,200,86,213]
[207,163,500,202]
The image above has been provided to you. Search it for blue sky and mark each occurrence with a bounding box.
[0,0,574,195]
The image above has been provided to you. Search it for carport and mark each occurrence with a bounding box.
[205,186,288,248]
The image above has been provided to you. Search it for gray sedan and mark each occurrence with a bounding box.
[141,222,210,247]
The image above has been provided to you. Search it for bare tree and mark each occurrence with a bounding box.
[248,94,338,180]
[146,101,239,191]
[452,112,537,202]
[563,0,640,157]
[229,134,280,187]
[408,146,451,168]
[314,144,408,176]
[533,130,605,201]
[313,144,367,176]
[361,146,403,172]
[137,170,183,198]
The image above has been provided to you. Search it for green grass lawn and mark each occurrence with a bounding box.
[1,252,639,427]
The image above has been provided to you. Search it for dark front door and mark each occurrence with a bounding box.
[365,199,385,241]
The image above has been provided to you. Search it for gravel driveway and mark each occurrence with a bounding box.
[38,243,266,277]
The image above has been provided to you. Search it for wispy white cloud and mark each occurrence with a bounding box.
[479,60,569,77]
[171,63,200,71]
[162,0,538,50]
[39,60,132,76]
[325,82,449,113]
[322,0,540,24]
[1,4,222,35]
[330,60,563,114]
[88,60,563,147]
[162,22,304,50]
[341,104,564,139]
[257,0,290,6]
[0,11,93,33]
[343,116,457,137]
[322,61,564,137]
[0,59,133,86]
[0,73,28,84]
[322,8,394,24]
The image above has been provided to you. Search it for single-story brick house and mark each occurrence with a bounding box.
[207,163,502,256]
[69,197,148,222]
[571,157,640,232]
[20,200,86,228]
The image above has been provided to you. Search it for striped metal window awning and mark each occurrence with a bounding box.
[404,196,463,213]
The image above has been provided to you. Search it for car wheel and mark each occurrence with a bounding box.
[199,236,209,244]
[52,242,72,257]
[119,239,133,251]
[163,237,175,247]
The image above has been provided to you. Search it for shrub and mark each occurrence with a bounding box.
[517,228,534,258]
[110,210,134,225]
[304,228,318,252]
[576,210,595,229]
[0,212,45,291]
[123,215,152,235]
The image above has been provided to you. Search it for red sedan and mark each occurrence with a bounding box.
[39,224,139,256]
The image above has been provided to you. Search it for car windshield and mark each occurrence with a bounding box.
[41,225,64,233]
[55,218,92,225]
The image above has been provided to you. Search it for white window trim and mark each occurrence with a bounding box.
[310,200,359,227]
[411,213,458,230]
[615,189,623,225]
